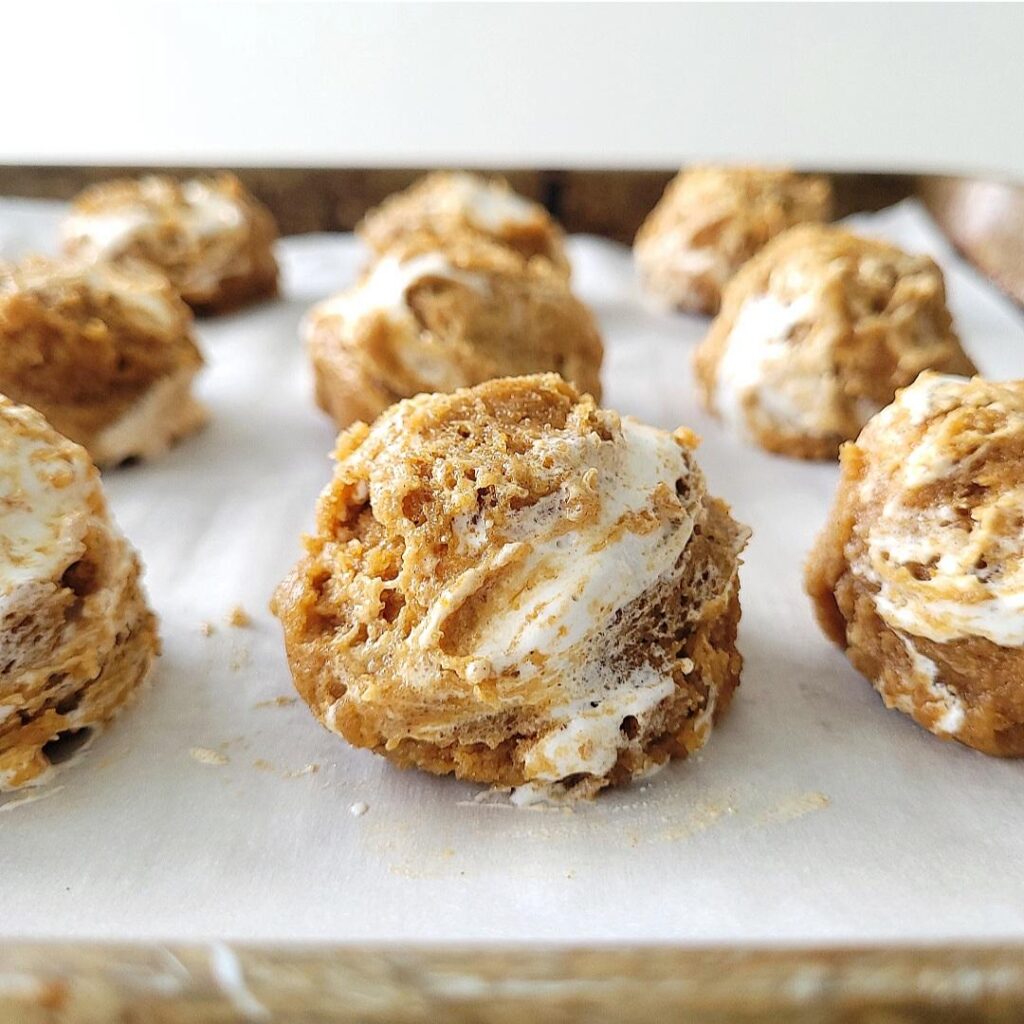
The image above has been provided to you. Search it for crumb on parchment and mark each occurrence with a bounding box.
[190,747,228,766]
[227,605,251,628]
[255,696,298,709]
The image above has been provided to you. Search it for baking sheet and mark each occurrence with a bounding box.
[1,198,1023,945]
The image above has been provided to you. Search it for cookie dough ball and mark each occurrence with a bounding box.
[273,374,748,800]
[0,256,207,467]
[305,234,603,428]
[0,397,159,790]
[693,225,976,460]
[806,373,1024,755]
[358,172,569,276]
[61,173,279,314]
[634,166,833,314]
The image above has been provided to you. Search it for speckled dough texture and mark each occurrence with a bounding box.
[305,234,603,429]
[0,256,206,466]
[694,225,977,460]
[0,397,159,790]
[273,374,748,799]
[634,166,833,315]
[806,373,1024,755]
[61,173,280,314]
[358,172,570,277]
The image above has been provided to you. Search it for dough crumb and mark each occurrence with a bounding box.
[255,696,297,709]
[286,763,319,778]
[199,621,215,637]
[227,605,251,628]
[190,747,228,767]
[253,759,274,772]
[350,801,369,817]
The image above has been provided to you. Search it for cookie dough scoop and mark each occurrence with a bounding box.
[806,373,1024,754]
[694,225,976,459]
[304,233,603,429]
[0,397,159,790]
[0,255,206,467]
[358,172,570,276]
[273,374,748,800]
[62,173,279,314]
[634,165,832,314]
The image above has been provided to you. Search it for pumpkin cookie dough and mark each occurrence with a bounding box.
[693,225,976,459]
[358,172,569,276]
[0,397,159,790]
[62,173,279,314]
[806,373,1024,755]
[273,374,748,800]
[0,256,206,466]
[305,233,603,428]
[634,165,832,314]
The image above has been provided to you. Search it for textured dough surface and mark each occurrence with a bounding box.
[273,374,747,799]
[694,224,976,460]
[0,397,159,790]
[306,233,603,428]
[62,173,279,314]
[634,166,832,314]
[806,373,1024,755]
[0,256,206,465]
[358,172,570,277]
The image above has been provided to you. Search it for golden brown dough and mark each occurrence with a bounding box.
[0,256,206,467]
[305,233,603,429]
[806,373,1024,755]
[358,172,569,276]
[634,166,832,314]
[61,173,279,314]
[0,397,159,790]
[272,374,748,800]
[694,225,976,460]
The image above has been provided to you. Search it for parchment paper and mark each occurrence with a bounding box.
[2,198,1023,945]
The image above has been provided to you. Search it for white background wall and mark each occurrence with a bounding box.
[4,2,1022,178]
